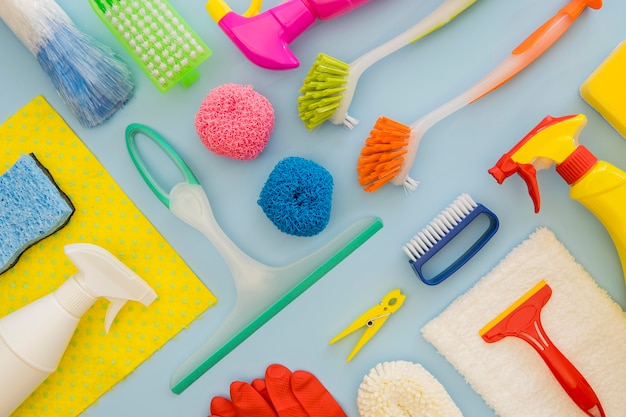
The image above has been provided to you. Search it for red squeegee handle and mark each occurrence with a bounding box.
[481,283,605,417]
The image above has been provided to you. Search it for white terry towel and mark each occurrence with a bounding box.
[421,227,626,417]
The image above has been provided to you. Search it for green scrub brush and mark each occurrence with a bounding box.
[298,0,476,130]
[89,0,212,92]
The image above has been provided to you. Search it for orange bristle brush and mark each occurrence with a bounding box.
[357,0,602,193]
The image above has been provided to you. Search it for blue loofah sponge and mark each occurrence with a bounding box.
[0,154,75,274]
[258,156,333,237]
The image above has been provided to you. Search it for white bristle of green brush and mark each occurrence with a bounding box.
[402,194,477,261]
[103,0,206,89]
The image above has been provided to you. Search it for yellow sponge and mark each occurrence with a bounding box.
[580,41,626,138]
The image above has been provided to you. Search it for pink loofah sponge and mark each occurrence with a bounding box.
[195,83,275,160]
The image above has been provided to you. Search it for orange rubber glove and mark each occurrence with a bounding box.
[210,396,238,417]
[208,364,346,417]
[210,380,278,417]
[252,378,272,405]
[231,381,278,416]
[290,370,346,417]
[265,364,309,416]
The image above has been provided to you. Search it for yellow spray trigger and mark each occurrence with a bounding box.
[330,289,406,362]
[206,0,263,22]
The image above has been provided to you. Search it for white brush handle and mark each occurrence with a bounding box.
[330,0,477,125]
[393,14,574,188]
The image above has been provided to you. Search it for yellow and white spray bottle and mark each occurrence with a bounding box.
[489,113,626,286]
[0,243,157,416]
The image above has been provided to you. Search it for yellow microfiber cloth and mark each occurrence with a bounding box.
[580,40,626,138]
[0,96,217,417]
[422,227,626,416]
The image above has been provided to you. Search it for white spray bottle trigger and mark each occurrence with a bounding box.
[64,244,158,333]
[105,298,127,334]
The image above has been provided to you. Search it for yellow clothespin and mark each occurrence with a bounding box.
[329,288,406,362]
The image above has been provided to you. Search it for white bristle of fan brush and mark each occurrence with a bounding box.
[0,0,65,53]
[402,194,477,262]
[357,360,463,417]
[0,0,134,128]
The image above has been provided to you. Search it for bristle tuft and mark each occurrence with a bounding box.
[0,0,134,127]
[402,194,477,262]
[357,117,411,192]
[92,0,211,92]
[297,53,349,130]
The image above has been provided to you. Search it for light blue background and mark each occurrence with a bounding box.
[1,0,625,416]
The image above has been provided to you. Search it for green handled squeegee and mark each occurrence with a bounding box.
[125,123,383,393]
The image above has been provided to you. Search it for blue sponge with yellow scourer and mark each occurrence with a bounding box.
[0,153,75,274]
[258,156,333,237]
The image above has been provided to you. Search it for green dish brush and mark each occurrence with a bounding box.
[89,0,212,93]
[298,0,476,130]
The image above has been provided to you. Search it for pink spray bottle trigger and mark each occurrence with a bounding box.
[207,0,373,70]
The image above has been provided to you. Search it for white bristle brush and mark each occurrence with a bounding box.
[402,193,498,285]
[89,0,212,93]
[0,0,134,128]
[357,361,464,417]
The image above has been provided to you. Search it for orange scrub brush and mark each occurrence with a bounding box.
[357,0,602,193]
[297,0,477,130]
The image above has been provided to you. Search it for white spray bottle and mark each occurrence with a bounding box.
[0,243,157,416]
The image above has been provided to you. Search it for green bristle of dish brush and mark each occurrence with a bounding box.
[297,53,350,130]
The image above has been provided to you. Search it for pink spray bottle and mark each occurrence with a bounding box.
[207,0,374,70]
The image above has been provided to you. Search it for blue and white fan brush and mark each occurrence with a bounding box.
[402,193,499,285]
[0,0,134,128]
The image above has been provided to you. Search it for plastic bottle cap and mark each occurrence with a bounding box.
[556,146,598,185]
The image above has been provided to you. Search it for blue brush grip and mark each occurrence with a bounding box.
[409,204,499,285]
